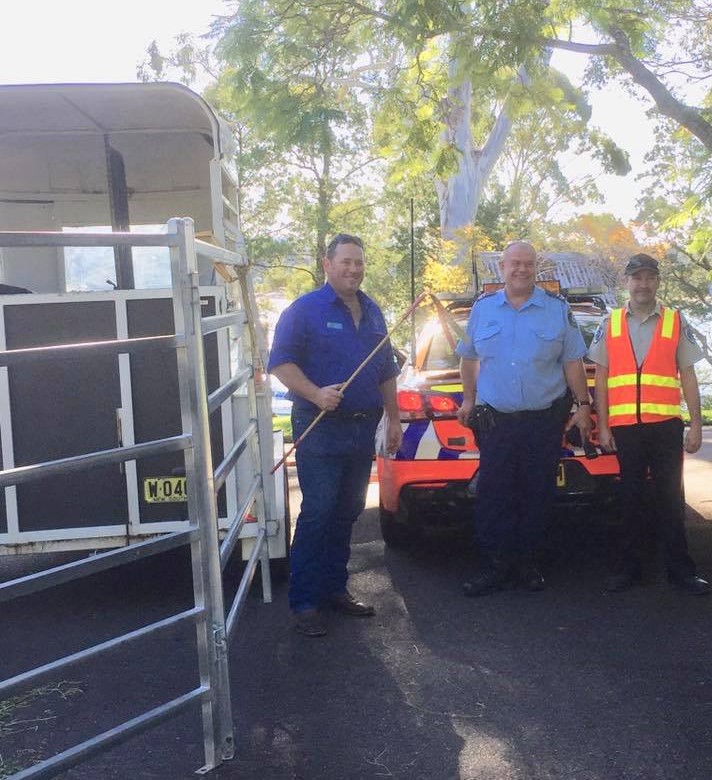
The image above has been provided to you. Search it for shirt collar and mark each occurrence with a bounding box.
[624,300,661,324]
[496,285,546,309]
[321,282,371,310]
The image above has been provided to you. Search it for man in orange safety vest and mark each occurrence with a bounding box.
[589,253,709,594]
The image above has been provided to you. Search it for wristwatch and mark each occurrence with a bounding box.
[574,398,591,409]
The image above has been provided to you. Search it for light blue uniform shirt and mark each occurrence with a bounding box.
[455,286,587,413]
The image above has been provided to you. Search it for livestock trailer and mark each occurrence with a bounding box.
[0,82,286,562]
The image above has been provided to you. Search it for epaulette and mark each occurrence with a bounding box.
[544,289,568,304]
[474,290,497,305]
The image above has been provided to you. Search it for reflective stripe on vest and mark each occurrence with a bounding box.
[610,308,623,338]
[606,306,681,426]
[607,372,680,389]
[608,402,682,418]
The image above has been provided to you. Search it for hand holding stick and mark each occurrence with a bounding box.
[271,291,430,474]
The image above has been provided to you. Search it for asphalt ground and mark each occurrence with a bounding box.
[1,432,712,779]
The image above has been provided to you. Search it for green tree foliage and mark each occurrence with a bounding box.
[310,0,711,204]
[636,137,712,365]
[138,0,712,338]
[259,0,629,262]
[210,1,391,280]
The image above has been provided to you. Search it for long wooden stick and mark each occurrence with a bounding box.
[270,290,430,474]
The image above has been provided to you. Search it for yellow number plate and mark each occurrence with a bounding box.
[144,477,187,503]
[556,462,566,488]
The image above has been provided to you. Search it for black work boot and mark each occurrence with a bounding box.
[463,557,510,597]
[668,573,712,596]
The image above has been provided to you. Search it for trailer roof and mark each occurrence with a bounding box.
[0,82,238,291]
[0,81,235,240]
[0,82,234,156]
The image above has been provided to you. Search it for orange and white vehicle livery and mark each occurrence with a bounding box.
[376,287,621,547]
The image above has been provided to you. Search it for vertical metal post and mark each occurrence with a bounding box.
[104,137,135,290]
[236,269,274,604]
[168,218,234,772]
[410,197,416,365]
[209,159,226,249]
[472,246,480,294]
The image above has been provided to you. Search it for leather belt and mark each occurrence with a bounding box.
[323,410,381,420]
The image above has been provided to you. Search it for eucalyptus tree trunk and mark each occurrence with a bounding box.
[435,64,527,264]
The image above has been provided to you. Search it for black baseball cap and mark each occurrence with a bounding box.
[624,253,659,275]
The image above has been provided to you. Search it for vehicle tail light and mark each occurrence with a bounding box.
[398,390,425,414]
[397,390,459,419]
[428,394,458,414]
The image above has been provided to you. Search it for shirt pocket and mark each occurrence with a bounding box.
[532,326,564,362]
[314,322,347,370]
[317,321,345,345]
[473,324,502,358]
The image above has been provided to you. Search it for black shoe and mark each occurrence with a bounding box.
[519,563,546,592]
[327,591,376,617]
[293,609,328,637]
[669,575,712,596]
[463,562,510,597]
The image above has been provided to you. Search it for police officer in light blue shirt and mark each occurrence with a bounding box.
[456,241,592,596]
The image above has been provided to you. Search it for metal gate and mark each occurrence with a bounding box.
[0,218,278,777]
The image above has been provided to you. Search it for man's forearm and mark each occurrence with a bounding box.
[271,362,320,406]
[380,376,399,418]
[593,364,609,428]
[563,359,590,403]
[459,357,478,404]
[680,365,702,423]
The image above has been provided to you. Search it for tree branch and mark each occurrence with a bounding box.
[543,30,712,154]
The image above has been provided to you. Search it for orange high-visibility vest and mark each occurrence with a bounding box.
[606,307,681,426]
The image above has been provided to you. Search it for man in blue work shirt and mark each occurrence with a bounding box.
[268,234,402,637]
[456,241,592,596]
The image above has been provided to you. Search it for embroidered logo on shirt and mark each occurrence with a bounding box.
[326,321,343,330]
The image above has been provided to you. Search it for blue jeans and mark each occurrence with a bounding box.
[289,409,379,613]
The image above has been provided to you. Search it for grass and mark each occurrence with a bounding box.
[272,415,293,442]
[0,682,83,778]
[682,412,712,426]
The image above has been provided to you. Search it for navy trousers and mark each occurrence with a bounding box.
[473,405,568,560]
[611,418,695,578]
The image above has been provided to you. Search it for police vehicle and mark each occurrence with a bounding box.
[376,286,620,547]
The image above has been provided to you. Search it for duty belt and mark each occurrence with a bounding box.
[488,392,572,421]
[493,407,552,419]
